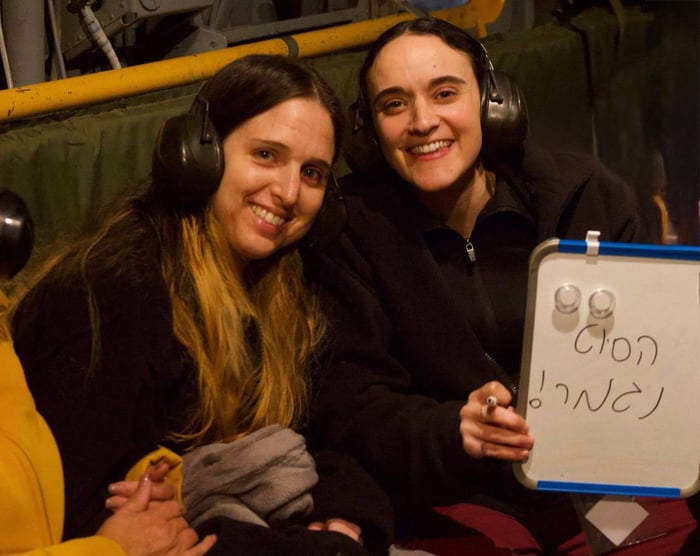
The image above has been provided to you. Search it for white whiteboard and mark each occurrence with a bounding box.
[514,237,700,498]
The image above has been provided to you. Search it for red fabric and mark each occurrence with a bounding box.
[559,498,698,556]
[403,499,698,556]
[404,504,541,555]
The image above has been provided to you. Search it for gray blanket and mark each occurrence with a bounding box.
[182,424,318,529]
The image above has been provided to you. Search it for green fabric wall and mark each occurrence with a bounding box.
[0,86,198,248]
[0,5,696,276]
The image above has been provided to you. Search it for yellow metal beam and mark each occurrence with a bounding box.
[0,1,503,123]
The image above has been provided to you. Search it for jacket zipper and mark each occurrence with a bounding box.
[464,233,518,404]
[465,238,476,262]
[485,351,519,405]
[465,237,500,361]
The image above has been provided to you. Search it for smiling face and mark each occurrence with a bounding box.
[212,97,335,261]
[367,33,482,195]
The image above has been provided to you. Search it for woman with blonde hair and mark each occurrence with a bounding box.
[9,54,391,555]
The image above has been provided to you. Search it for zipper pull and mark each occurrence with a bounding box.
[465,239,476,262]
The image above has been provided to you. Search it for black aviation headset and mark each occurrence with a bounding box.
[150,92,346,251]
[477,44,529,149]
[345,18,529,175]
[151,94,224,210]
[0,188,34,281]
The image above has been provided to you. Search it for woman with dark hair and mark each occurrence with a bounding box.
[7,54,391,555]
[304,17,697,555]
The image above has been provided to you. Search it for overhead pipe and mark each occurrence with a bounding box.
[0,0,503,123]
[46,0,68,79]
[0,10,13,88]
[1,0,45,87]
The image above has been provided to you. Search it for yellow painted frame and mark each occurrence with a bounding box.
[0,1,503,123]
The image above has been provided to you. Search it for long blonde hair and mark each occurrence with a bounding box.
[7,194,327,448]
[164,207,327,446]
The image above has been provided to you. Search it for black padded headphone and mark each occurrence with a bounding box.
[478,43,529,150]
[150,94,224,210]
[0,188,34,281]
[345,33,528,174]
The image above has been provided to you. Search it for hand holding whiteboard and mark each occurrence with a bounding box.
[514,233,700,498]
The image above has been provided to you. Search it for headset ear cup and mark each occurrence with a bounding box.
[343,101,389,177]
[151,113,224,209]
[0,188,33,280]
[481,71,529,151]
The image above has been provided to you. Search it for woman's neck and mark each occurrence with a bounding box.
[414,162,493,238]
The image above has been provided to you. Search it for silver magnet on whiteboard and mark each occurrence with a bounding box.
[589,289,615,319]
[554,284,581,314]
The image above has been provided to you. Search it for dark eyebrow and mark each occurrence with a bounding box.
[372,75,468,108]
[372,86,406,109]
[428,75,468,88]
[252,139,333,172]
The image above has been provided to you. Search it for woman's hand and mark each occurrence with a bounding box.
[97,475,217,556]
[106,459,177,511]
[308,518,363,543]
[459,380,534,461]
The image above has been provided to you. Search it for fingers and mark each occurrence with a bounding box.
[105,494,128,512]
[155,523,209,556]
[115,475,185,517]
[153,480,177,501]
[100,473,206,556]
[308,518,363,543]
[170,516,191,536]
[184,534,217,555]
[467,380,513,409]
[107,482,138,500]
[460,421,532,459]
[147,458,171,482]
[108,473,175,500]
[106,493,180,514]
[481,403,529,433]
[325,518,362,542]
[155,500,188,521]
[118,474,152,513]
[460,381,534,461]
[467,381,528,432]
[109,475,177,502]
[114,478,186,522]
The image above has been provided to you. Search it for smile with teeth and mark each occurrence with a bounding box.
[408,140,453,155]
[251,204,289,227]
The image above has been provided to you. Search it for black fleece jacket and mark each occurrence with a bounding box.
[11,223,392,556]
[303,142,647,530]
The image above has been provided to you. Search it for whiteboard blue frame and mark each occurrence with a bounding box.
[557,239,700,262]
[514,237,700,498]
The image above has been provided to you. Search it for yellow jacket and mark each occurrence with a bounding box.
[0,341,124,555]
